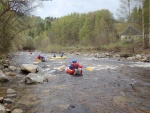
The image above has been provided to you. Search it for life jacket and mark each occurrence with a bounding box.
[41,56,45,62]
[72,63,78,69]
[37,55,41,59]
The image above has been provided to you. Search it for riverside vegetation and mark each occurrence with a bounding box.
[0,0,150,55]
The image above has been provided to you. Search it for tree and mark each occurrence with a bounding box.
[142,0,149,48]
[94,10,114,46]
[0,0,41,54]
[117,0,142,23]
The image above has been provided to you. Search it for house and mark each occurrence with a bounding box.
[121,25,142,41]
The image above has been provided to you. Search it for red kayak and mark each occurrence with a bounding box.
[66,67,82,75]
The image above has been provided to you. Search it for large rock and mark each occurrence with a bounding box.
[4,98,14,104]
[9,66,17,71]
[0,104,6,113]
[146,56,150,62]
[25,73,48,84]
[141,55,150,62]
[135,54,142,60]
[0,64,4,69]
[96,53,106,58]
[12,109,23,113]
[7,89,16,94]
[0,71,9,83]
[127,56,136,60]
[20,64,38,73]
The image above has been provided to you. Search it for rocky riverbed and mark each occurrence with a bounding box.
[0,51,150,113]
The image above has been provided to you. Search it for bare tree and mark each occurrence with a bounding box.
[117,0,133,22]
[0,0,41,54]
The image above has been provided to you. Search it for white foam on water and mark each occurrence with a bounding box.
[84,58,98,61]
[45,68,50,71]
[94,65,118,70]
[33,61,39,64]
[129,62,150,68]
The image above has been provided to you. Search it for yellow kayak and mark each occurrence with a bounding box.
[36,59,42,62]
[87,67,94,71]
[50,56,66,60]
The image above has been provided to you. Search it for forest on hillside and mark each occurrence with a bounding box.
[0,0,150,54]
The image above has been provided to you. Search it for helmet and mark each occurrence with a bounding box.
[74,59,77,63]
[72,60,75,63]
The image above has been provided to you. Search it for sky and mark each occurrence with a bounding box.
[34,0,120,19]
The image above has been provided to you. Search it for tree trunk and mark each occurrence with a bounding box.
[142,5,146,49]
[149,0,150,47]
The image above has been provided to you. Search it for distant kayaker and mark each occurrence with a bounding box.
[37,55,41,60]
[41,56,45,62]
[53,53,56,58]
[61,52,64,57]
[37,55,45,62]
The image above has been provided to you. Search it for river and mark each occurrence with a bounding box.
[0,52,150,113]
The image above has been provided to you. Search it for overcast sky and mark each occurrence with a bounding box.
[34,0,120,19]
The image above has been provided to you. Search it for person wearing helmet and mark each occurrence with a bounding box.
[69,59,82,70]
[37,55,41,60]
[36,55,45,62]
[41,56,45,62]
[53,53,56,58]
[61,52,64,57]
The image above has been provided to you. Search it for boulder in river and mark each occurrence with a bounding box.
[12,109,23,113]
[146,56,150,62]
[0,71,9,83]
[0,104,6,113]
[25,73,48,84]
[20,64,38,73]
[9,66,17,71]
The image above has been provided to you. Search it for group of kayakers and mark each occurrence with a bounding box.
[35,52,82,75]
[36,52,64,62]
[53,52,64,58]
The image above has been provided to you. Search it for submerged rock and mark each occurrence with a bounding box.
[4,98,14,104]
[25,73,48,84]
[7,89,16,94]
[0,104,6,113]
[0,71,9,83]
[9,66,17,71]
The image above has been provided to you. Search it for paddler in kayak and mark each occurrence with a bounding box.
[53,53,56,58]
[69,59,82,70]
[61,52,64,57]
[66,59,82,75]
[36,55,45,62]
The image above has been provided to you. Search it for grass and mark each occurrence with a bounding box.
[99,41,130,52]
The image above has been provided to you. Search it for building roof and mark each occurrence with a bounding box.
[121,25,142,36]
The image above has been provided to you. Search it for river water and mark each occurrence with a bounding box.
[0,52,150,113]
